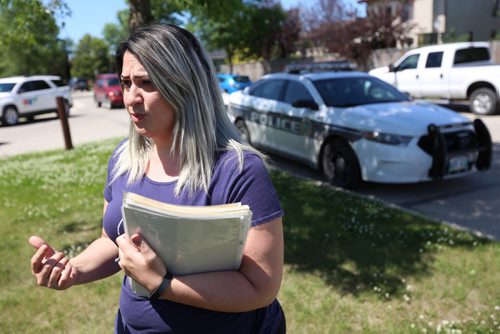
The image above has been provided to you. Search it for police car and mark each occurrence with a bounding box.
[227,64,492,188]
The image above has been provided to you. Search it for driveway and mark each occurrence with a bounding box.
[1,93,499,240]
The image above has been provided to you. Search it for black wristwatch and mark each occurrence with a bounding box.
[149,272,173,300]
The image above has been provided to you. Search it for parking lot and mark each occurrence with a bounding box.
[1,91,499,240]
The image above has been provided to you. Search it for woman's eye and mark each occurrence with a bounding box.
[122,80,131,89]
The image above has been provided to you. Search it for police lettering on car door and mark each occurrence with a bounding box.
[250,110,312,136]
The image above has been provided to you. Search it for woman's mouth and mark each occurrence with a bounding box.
[130,113,146,122]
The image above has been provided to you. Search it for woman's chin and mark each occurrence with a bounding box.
[133,125,150,137]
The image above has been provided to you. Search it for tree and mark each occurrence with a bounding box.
[191,0,296,71]
[127,0,242,30]
[300,0,414,70]
[121,0,245,71]
[71,34,111,79]
[0,0,71,78]
[103,1,183,54]
[189,15,243,73]
[239,1,287,61]
[128,0,153,30]
[272,7,302,59]
[103,9,130,55]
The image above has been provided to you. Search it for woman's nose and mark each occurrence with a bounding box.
[124,84,143,106]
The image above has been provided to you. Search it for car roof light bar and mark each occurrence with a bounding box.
[285,61,356,74]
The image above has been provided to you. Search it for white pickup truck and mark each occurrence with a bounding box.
[369,42,500,115]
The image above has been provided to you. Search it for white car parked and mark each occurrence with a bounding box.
[227,66,492,188]
[0,75,73,126]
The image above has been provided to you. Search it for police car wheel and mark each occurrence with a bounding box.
[322,139,361,189]
[235,120,251,145]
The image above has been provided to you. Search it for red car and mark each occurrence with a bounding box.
[93,73,123,109]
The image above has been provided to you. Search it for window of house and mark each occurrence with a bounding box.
[425,52,443,68]
[402,3,412,22]
[385,5,392,16]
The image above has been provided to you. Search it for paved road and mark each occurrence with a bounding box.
[0,91,129,156]
[1,92,499,240]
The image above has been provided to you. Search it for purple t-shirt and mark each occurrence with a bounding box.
[103,141,285,333]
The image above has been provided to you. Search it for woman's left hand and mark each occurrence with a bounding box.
[116,234,167,292]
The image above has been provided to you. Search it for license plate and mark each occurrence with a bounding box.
[448,156,468,173]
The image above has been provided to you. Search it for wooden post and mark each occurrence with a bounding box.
[56,96,73,150]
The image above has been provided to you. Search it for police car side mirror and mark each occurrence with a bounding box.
[292,99,319,110]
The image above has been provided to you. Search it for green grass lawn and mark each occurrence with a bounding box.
[0,138,498,333]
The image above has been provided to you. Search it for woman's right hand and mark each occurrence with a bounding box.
[28,235,80,290]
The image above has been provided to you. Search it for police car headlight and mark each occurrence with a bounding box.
[362,131,413,147]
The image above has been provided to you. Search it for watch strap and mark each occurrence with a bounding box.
[149,272,172,300]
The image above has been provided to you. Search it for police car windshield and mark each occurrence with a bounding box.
[313,76,410,108]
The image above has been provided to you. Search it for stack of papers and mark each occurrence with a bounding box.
[121,192,252,297]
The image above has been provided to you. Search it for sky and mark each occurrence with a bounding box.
[57,0,363,43]
[57,0,128,42]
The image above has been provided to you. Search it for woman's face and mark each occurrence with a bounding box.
[121,50,175,144]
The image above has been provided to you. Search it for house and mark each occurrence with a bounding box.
[359,0,500,46]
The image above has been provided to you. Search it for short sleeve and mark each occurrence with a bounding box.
[218,152,284,226]
[103,140,127,203]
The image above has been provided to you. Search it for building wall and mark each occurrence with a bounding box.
[446,0,500,41]
[363,0,500,46]
[412,0,433,33]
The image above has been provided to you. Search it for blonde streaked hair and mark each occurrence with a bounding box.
[113,23,262,195]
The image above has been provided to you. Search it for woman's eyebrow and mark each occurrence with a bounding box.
[120,74,149,80]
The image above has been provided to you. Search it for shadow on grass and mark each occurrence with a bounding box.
[58,219,101,234]
[272,171,491,297]
[58,219,101,257]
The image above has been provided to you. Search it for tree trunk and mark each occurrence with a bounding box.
[226,49,234,73]
[128,0,153,30]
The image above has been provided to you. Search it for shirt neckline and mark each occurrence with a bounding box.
[143,174,178,186]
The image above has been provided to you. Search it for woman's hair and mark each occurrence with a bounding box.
[113,23,262,195]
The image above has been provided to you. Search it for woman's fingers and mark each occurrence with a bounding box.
[31,244,49,275]
[47,256,68,289]
[28,235,47,249]
[37,251,65,287]
[28,236,75,290]
[28,235,56,255]
[59,262,76,289]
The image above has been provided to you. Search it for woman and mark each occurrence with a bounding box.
[28,23,285,333]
